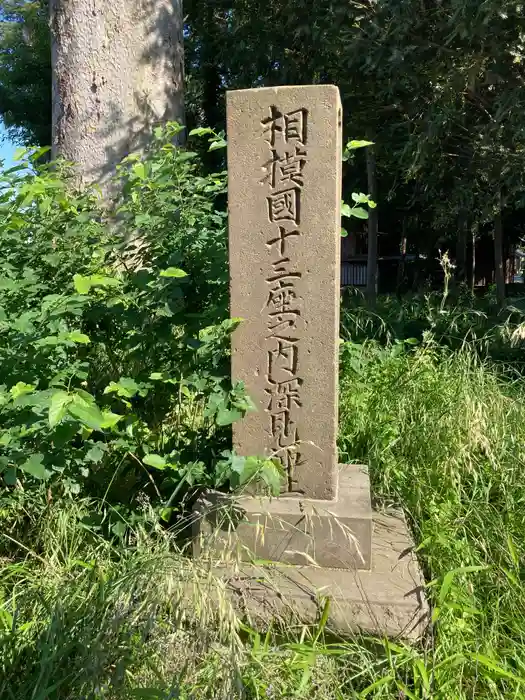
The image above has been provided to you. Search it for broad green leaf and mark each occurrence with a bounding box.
[159,508,173,523]
[10,382,35,399]
[104,377,140,398]
[75,389,96,404]
[14,147,28,162]
[216,407,243,426]
[20,454,47,481]
[49,391,72,428]
[209,138,227,151]
[133,162,146,180]
[89,275,121,288]
[341,202,352,218]
[346,139,374,150]
[30,145,51,161]
[66,331,90,344]
[111,520,127,537]
[237,455,261,486]
[189,127,213,136]
[73,274,92,294]
[73,274,119,294]
[350,207,369,219]
[260,459,283,496]
[35,336,61,347]
[85,443,106,463]
[149,372,164,380]
[39,197,52,215]
[3,466,17,486]
[160,267,188,278]
[100,411,123,429]
[143,453,167,469]
[68,397,105,430]
[229,454,246,474]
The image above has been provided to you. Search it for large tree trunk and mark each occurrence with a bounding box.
[494,202,505,306]
[366,145,378,306]
[50,0,184,191]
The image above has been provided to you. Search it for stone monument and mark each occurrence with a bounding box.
[195,85,428,638]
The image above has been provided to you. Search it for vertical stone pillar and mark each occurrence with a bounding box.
[227,85,342,500]
[194,86,428,639]
[50,0,184,190]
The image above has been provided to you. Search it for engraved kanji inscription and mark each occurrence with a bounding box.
[266,378,302,414]
[267,281,298,315]
[263,147,307,188]
[259,102,309,490]
[228,86,341,500]
[266,226,300,257]
[267,338,298,378]
[270,410,298,448]
[267,188,300,224]
[262,106,308,147]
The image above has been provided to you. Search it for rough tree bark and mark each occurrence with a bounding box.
[50,0,184,191]
[366,144,378,306]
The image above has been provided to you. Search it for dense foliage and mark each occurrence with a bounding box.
[4,1,525,296]
[0,127,283,534]
[3,334,525,698]
[0,0,51,145]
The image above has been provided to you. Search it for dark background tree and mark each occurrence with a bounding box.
[0,0,51,146]
[3,0,525,300]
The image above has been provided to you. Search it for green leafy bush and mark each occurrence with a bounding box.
[0,127,281,527]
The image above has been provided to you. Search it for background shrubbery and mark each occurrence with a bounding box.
[0,127,280,539]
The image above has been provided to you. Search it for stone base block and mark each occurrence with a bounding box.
[194,464,373,570]
[211,512,429,640]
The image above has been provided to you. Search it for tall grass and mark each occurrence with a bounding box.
[341,287,525,368]
[3,331,525,697]
[0,497,244,700]
[339,338,525,697]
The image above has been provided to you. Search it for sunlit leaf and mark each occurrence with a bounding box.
[160,267,188,278]
[346,139,374,150]
[49,391,72,428]
[143,453,167,469]
[19,454,47,480]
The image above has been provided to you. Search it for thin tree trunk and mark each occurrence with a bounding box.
[50,0,184,192]
[366,144,378,305]
[468,225,476,293]
[494,199,505,306]
[396,218,407,297]
[455,210,467,286]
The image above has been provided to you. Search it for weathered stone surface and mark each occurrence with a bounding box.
[227,85,342,500]
[194,464,373,570]
[193,85,429,638]
[199,511,429,640]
